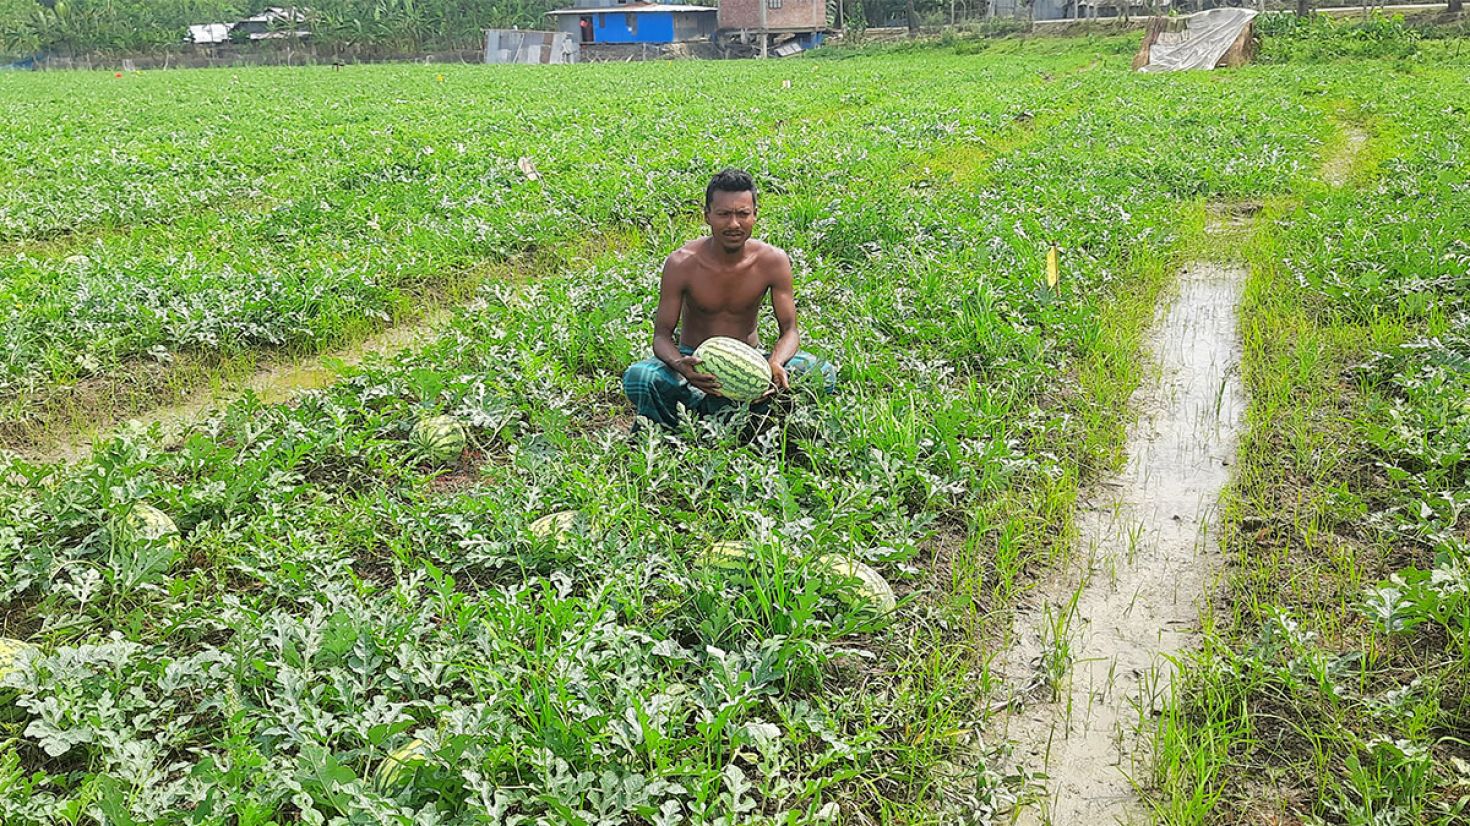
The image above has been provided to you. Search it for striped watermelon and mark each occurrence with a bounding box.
[693,337,772,402]
[817,554,897,614]
[375,737,431,789]
[411,415,467,463]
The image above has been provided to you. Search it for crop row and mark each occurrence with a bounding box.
[1153,59,1470,824]
[1,41,1321,430]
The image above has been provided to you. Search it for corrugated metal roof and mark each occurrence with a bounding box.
[188,23,231,44]
[545,3,716,14]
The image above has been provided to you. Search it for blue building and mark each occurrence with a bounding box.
[546,2,719,45]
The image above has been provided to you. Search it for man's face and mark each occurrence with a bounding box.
[704,190,757,252]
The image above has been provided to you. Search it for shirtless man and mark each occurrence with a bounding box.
[622,168,837,430]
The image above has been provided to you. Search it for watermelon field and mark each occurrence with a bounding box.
[2,16,1469,825]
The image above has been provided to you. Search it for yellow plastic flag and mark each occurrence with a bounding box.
[1045,244,1059,290]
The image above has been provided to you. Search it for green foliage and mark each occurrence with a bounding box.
[4,39,1455,824]
[0,0,565,58]
[1256,11,1423,63]
[2,0,257,57]
[300,0,553,52]
[1151,60,1470,826]
[0,0,39,59]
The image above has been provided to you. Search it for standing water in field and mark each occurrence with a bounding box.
[996,260,1246,824]
[31,308,453,464]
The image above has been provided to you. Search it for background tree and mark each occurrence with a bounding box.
[2,0,982,58]
[0,0,41,58]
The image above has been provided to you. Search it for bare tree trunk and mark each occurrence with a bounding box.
[1450,0,1463,14]
[1296,0,1311,16]
[907,0,918,34]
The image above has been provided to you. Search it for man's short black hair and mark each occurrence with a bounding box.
[704,168,758,211]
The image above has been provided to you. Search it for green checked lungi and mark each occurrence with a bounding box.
[622,345,837,429]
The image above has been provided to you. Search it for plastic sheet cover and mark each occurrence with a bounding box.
[1139,8,1256,72]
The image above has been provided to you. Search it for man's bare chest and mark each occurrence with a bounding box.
[684,277,769,315]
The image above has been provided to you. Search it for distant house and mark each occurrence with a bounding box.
[188,23,232,45]
[713,0,827,56]
[187,7,310,46]
[234,7,311,41]
[545,3,718,44]
[987,0,1078,19]
[718,0,826,34]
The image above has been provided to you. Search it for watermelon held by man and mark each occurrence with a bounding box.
[693,337,773,403]
[621,168,838,431]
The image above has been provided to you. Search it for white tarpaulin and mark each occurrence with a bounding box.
[1138,8,1256,72]
[484,29,579,64]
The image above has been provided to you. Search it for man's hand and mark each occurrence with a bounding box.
[674,355,723,395]
[756,360,789,402]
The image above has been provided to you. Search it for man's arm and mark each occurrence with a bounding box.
[766,253,800,390]
[653,258,721,394]
[652,259,686,369]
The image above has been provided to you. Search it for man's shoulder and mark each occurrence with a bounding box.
[751,241,792,278]
[667,238,710,264]
[747,239,789,260]
[661,240,703,278]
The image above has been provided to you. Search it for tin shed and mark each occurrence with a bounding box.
[546,3,718,44]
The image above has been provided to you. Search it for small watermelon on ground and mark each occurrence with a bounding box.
[817,554,897,614]
[529,510,580,540]
[123,504,179,547]
[695,540,753,573]
[411,415,467,463]
[375,738,431,790]
[693,337,772,402]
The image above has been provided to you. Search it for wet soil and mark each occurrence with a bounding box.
[29,308,453,464]
[1322,126,1368,188]
[994,260,1247,824]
